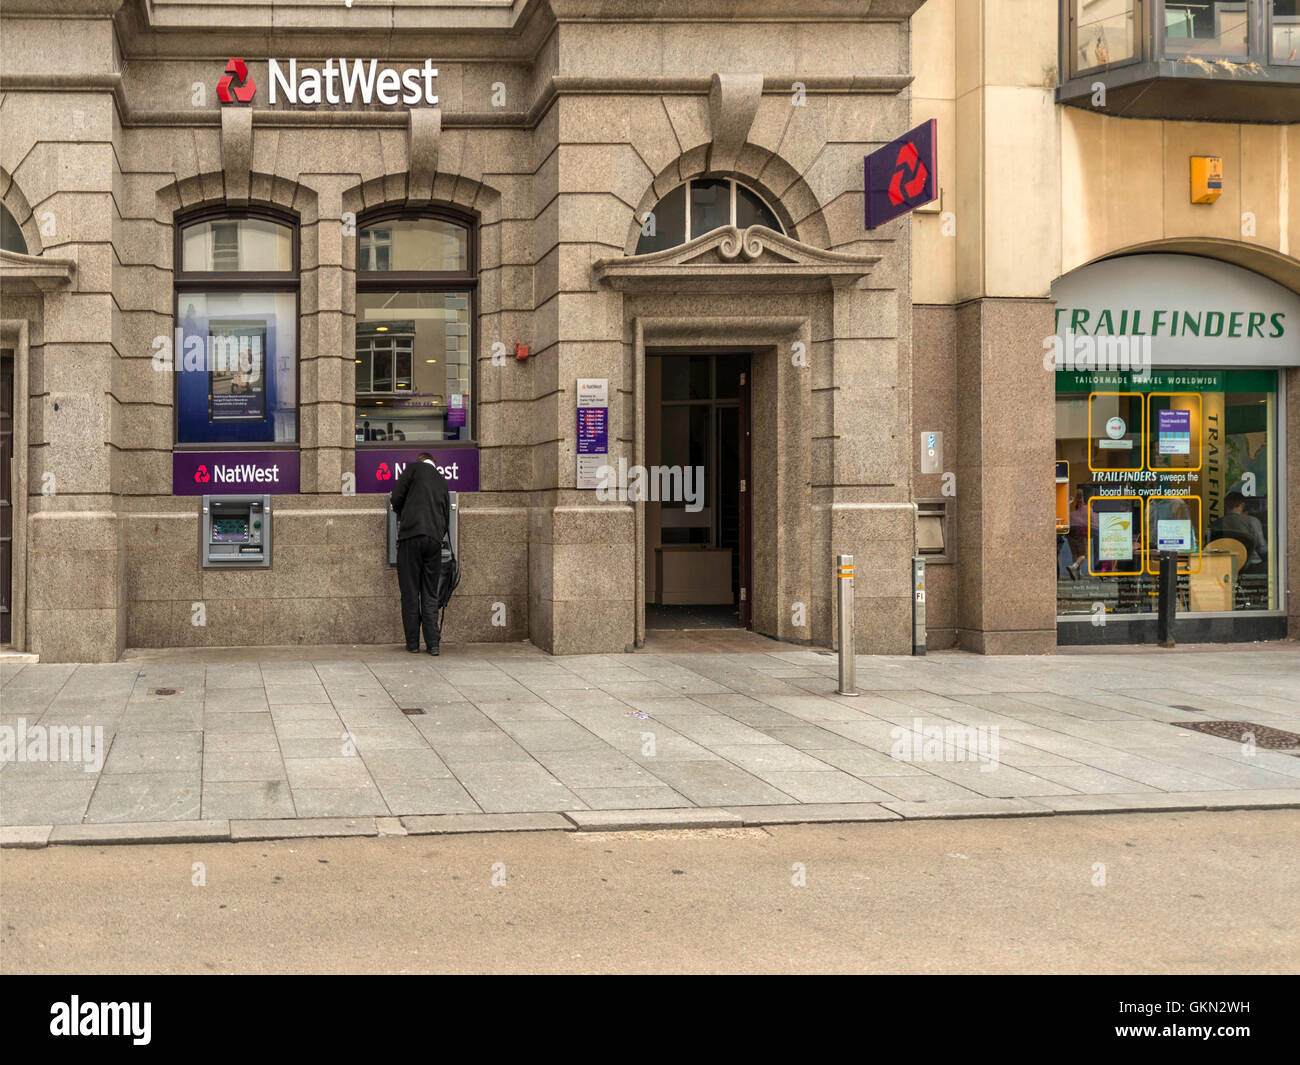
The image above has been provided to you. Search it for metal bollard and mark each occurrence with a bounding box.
[1157,550,1177,648]
[835,554,858,696]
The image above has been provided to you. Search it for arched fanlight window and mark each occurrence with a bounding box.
[636,178,783,255]
[1,204,28,255]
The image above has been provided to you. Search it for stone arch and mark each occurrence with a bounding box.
[0,166,43,256]
[154,170,318,228]
[1065,237,1300,297]
[626,150,831,257]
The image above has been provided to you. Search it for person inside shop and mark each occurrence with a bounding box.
[389,452,451,655]
[1065,488,1090,579]
[1211,491,1268,575]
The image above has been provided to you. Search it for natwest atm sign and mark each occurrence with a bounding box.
[357,449,479,493]
[173,452,300,495]
[864,119,938,230]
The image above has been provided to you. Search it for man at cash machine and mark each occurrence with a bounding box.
[389,452,451,655]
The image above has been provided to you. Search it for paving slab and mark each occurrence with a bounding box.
[564,807,744,831]
[201,780,295,819]
[727,803,904,826]
[401,812,574,835]
[0,825,52,848]
[49,820,230,845]
[882,797,1053,821]
[230,817,378,841]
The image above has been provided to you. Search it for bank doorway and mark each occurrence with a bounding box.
[644,352,752,631]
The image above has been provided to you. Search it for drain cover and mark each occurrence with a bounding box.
[1175,720,1300,749]
[400,707,426,716]
[149,688,178,696]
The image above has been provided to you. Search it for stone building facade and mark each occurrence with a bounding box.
[1,0,926,662]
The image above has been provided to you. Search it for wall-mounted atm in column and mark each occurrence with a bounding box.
[202,495,272,567]
[387,492,457,566]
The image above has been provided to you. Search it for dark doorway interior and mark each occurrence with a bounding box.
[645,352,751,631]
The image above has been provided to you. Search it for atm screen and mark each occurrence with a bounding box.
[212,517,249,543]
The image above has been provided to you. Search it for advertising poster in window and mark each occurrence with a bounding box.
[208,319,268,421]
[1097,511,1134,562]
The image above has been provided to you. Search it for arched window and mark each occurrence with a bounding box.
[174,209,299,444]
[1,204,28,254]
[636,178,783,255]
[355,210,476,445]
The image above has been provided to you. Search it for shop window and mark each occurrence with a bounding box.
[1055,369,1280,620]
[1,204,27,254]
[173,209,298,445]
[355,212,475,445]
[636,179,783,254]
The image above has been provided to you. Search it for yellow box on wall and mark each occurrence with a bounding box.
[1190,156,1223,204]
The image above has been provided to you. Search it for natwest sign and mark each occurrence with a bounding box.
[218,58,439,107]
[173,451,301,495]
[864,119,938,230]
[270,58,438,106]
[357,448,478,493]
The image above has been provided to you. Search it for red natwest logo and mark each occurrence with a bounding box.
[217,58,256,104]
[375,462,392,482]
[887,141,928,206]
[193,465,211,484]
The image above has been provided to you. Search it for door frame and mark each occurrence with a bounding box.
[0,319,29,650]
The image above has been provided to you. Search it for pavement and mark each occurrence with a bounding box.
[4,810,1297,973]
[2,641,1300,846]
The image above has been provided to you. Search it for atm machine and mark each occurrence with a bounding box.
[201,495,272,567]
[387,492,458,566]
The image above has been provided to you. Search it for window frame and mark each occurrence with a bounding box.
[354,206,479,449]
[639,177,784,254]
[1067,0,1147,78]
[1269,0,1300,64]
[172,205,301,450]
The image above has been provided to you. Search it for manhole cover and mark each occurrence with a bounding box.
[149,688,178,696]
[400,707,425,716]
[1174,720,1300,749]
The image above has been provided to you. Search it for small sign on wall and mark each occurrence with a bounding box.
[576,378,609,490]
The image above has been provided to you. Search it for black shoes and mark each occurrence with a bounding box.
[406,646,420,654]
[426,646,440,656]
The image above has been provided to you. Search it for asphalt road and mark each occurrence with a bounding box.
[2,810,1296,974]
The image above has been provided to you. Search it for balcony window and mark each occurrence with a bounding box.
[1073,1,1141,75]
[1163,1,1249,59]
[1275,0,1300,63]
[1060,0,1300,120]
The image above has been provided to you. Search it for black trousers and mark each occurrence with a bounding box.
[396,535,443,650]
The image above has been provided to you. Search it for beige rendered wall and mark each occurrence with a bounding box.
[910,0,1300,652]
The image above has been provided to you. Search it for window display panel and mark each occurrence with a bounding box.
[354,291,471,443]
[1275,0,1300,62]
[1073,0,1139,73]
[1163,0,1249,58]
[1056,369,1279,619]
[176,292,297,443]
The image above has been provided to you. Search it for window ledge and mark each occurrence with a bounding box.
[1058,62,1300,122]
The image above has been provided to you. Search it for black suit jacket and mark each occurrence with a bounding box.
[390,460,451,544]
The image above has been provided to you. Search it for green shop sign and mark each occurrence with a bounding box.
[1055,369,1278,393]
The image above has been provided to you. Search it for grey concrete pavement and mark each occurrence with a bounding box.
[2,810,1296,973]
[3,643,1300,843]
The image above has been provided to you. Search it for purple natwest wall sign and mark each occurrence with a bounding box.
[173,451,300,495]
[356,448,479,493]
[864,118,938,230]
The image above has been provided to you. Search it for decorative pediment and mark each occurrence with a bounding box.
[593,226,880,293]
[0,248,76,292]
